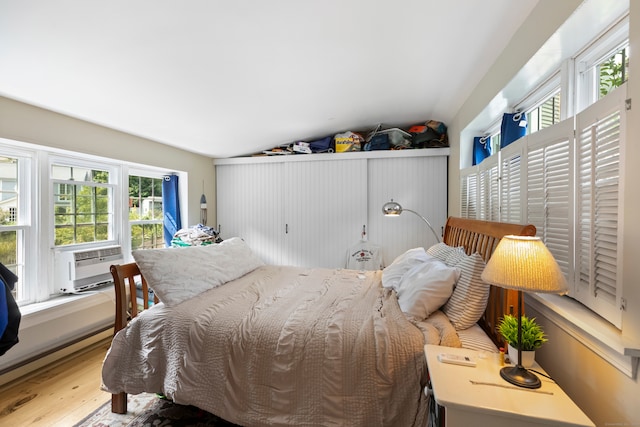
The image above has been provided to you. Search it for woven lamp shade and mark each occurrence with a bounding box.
[481,235,568,294]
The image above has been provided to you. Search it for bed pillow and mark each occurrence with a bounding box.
[396,260,460,321]
[441,251,490,330]
[132,237,264,306]
[426,242,465,264]
[381,248,436,291]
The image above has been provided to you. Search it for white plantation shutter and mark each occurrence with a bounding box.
[478,155,499,221]
[574,87,624,328]
[460,167,478,219]
[499,142,523,224]
[460,88,626,329]
[525,120,573,279]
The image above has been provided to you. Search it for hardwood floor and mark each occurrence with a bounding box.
[0,339,112,427]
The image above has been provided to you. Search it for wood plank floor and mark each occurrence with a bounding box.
[0,339,112,427]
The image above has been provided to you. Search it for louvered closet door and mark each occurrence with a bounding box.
[282,159,367,268]
[367,155,448,267]
[216,162,285,265]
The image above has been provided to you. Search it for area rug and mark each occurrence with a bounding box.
[74,392,240,426]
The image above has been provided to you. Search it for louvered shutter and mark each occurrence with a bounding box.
[460,167,478,219]
[500,142,524,224]
[478,155,499,221]
[574,88,624,328]
[525,120,573,279]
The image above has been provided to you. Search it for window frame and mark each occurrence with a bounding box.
[126,167,167,252]
[49,155,120,249]
[574,15,629,114]
[0,140,36,304]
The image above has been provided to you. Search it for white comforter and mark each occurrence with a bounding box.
[102,265,442,426]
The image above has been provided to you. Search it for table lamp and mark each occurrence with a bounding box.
[382,199,441,243]
[481,235,568,389]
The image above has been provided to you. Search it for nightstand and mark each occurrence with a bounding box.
[424,344,595,427]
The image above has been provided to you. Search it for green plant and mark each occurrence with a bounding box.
[498,314,547,351]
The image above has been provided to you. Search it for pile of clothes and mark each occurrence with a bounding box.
[171,224,222,247]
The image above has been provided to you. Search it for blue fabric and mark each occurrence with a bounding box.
[162,175,182,248]
[473,136,492,165]
[0,276,7,339]
[500,112,527,148]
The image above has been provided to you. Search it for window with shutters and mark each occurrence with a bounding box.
[459,14,628,329]
[459,87,625,328]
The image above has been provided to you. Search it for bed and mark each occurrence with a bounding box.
[101,217,535,426]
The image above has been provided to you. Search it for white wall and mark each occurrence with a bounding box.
[447,1,640,425]
[0,95,216,378]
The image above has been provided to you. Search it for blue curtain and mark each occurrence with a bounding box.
[162,175,182,247]
[500,112,527,148]
[473,136,492,165]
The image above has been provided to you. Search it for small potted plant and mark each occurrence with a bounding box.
[498,314,547,367]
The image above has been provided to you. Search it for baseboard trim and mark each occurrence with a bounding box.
[0,326,113,388]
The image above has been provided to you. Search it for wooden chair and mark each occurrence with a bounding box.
[109,262,157,414]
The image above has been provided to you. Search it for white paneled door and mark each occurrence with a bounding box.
[282,159,367,268]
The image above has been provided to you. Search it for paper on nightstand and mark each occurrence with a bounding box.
[437,353,477,367]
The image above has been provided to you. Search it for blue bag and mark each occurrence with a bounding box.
[364,133,390,151]
[309,136,334,153]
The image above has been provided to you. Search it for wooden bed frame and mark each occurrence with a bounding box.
[107,216,535,414]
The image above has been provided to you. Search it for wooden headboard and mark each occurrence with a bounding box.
[442,216,536,348]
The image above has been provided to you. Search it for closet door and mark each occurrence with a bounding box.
[367,155,448,266]
[216,162,285,265]
[282,159,367,268]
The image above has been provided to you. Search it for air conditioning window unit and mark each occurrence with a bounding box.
[56,245,124,293]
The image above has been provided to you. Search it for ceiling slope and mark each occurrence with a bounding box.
[0,0,538,158]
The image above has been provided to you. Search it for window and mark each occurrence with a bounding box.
[129,174,164,250]
[575,17,629,112]
[52,163,115,246]
[0,147,34,305]
[598,45,628,99]
[527,91,561,134]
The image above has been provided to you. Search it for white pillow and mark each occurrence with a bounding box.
[426,242,465,264]
[382,248,436,291]
[397,260,460,321]
[132,237,264,306]
[441,251,489,330]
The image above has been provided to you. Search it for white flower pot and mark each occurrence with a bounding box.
[507,344,535,368]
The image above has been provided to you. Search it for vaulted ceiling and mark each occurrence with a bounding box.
[0,0,539,158]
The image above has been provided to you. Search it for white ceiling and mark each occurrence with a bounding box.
[0,0,539,158]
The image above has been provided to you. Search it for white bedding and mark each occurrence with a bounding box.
[102,265,439,427]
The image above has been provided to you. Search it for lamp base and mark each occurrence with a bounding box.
[500,365,541,389]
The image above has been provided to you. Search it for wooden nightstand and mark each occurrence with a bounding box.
[424,344,595,427]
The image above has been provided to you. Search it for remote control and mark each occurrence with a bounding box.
[437,353,477,367]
